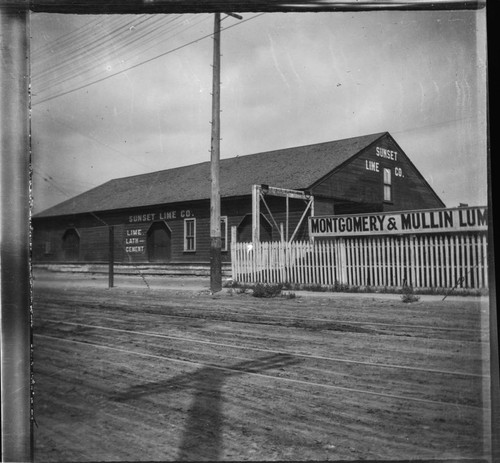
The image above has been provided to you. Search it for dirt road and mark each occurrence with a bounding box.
[32,271,491,461]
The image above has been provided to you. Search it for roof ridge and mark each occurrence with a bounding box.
[108,158,211,183]
[219,131,387,163]
[108,131,388,182]
[33,132,391,217]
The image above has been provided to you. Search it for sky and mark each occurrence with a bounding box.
[29,6,488,214]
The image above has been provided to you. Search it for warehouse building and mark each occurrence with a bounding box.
[32,132,445,270]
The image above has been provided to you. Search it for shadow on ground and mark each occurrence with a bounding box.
[112,353,299,461]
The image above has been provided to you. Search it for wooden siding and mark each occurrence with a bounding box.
[311,133,444,212]
[32,200,216,264]
[33,198,266,264]
[32,194,315,264]
[31,133,446,266]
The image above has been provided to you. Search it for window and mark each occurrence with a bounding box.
[221,216,228,252]
[184,218,196,252]
[383,168,392,202]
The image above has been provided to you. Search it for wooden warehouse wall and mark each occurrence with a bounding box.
[312,134,445,212]
[32,195,316,263]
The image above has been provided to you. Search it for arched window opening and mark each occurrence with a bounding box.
[147,222,172,262]
[62,229,80,261]
[236,214,272,242]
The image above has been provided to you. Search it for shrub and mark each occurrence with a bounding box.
[223,279,238,288]
[309,283,328,292]
[333,281,349,292]
[252,283,283,298]
[401,284,420,303]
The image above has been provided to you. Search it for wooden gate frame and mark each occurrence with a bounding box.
[251,184,314,243]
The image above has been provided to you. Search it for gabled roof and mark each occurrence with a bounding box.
[34,132,387,218]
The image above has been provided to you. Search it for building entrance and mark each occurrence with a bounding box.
[62,229,80,261]
[147,222,171,262]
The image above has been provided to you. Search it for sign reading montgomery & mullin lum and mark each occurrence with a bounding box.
[309,206,487,238]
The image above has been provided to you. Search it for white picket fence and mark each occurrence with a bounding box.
[231,233,489,290]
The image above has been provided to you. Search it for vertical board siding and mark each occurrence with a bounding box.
[231,232,488,290]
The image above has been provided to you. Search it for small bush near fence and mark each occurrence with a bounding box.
[226,278,486,298]
[280,281,353,293]
[253,283,283,298]
[401,284,420,303]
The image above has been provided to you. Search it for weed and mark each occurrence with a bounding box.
[252,283,283,298]
[309,283,328,292]
[227,279,486,297]
[289,283,328,292]
[333,281,350,292]
[401,284,420,303]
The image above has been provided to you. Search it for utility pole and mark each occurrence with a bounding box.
[108,226,114,288]
[209,12,242,293]
[209,12,222,292]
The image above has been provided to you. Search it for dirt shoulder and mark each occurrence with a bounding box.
[32,273,492,462]
[32,268,488,303]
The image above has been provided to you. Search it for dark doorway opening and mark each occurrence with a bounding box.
[147,222,172,262]
[236,214,273,242]
[62,229,80,261]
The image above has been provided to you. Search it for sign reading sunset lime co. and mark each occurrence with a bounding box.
[309,206,487,238]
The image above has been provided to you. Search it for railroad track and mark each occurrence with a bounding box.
[35,300,487,341]
[32,286,490,462]
[38,319,486,378]
[35,318,487,410]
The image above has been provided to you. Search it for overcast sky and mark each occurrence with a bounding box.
[29,7,488,214]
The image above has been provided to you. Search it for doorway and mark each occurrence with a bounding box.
[62,228,80,261]
[147,222,172,262]
[236,214,272,242]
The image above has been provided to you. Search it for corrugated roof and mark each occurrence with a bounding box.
[35,132,386,218]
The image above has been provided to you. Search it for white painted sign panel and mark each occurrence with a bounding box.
[124,226,146,253]
[309,206,487,237]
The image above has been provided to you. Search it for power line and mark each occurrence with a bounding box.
[33,15,157,83]
[31,14,219,100]
[32,15,143,72]
[31,106,156,169]
[34,14,207,95]
[113,14,212,72]
[32,13,265,106]
[32,15,200,98]
[32,169,79,199]
[30,14,109,55]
